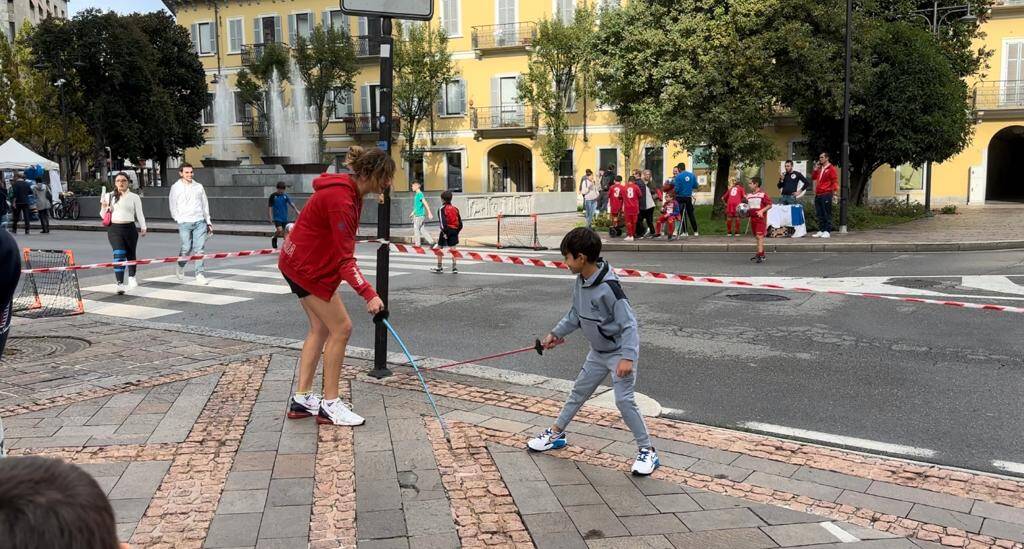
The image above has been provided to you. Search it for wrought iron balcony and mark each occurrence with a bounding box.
[973,80,1024,115]
[471,22,537,52]
[343,112,400,137]
[240,42,289,66]
[355,35,382,60]
[470,105,537,139]
[240,116,268,139]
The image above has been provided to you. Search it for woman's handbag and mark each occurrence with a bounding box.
[101,193,112,226]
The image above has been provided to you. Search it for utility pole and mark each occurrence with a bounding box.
[839,0,852,233]
[369,17,394,379]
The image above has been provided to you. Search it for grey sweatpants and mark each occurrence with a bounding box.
[555,351,652,449]
[413,216,433,246]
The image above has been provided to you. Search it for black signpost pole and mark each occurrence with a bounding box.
[369,17,394,379]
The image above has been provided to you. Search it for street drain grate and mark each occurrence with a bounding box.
[892,278,945,289]
[2,336,91,364]
[727,293,791,303]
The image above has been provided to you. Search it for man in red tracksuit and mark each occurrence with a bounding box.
[811,152,839,238]
[622,176,640,241]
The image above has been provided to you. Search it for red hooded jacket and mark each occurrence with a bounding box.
[278,174,377,303]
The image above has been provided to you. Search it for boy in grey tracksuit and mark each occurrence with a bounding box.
[528,227,659,476]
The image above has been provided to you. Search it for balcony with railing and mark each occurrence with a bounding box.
[470,105,537,139]
[240,116,268,140]
[343,112,400,137]
[471,22,537,54]
[240,42,290,66]
[973,80,1024,118]
[355,36,382,61]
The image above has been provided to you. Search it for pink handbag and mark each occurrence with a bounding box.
[101,193,112,226]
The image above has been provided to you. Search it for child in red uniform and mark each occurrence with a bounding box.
[746,177,772,263]
[721,178,746,237]
[655,185,680,240]
[433,190,463,273]
[608,175,625,237]
[622,176,641,241]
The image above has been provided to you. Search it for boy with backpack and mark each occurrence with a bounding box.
[432,190,463,273]
[268,182,300,249]
[527,227,659,476]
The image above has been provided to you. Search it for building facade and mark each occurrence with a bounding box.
[2,0,68,42]
[165,0,1024,204]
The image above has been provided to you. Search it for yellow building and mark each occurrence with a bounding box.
[163,0,1024,204]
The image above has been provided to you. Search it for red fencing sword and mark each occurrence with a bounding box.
[422,339,545,371]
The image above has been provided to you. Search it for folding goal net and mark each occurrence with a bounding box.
[496,213,544,250]
[12,248,84,318]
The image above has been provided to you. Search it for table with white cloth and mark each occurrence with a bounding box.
[765,204,807,238]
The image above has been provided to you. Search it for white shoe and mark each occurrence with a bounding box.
[527,428,567,452]
[194,273,209,285]
[811,231,822,238]
[175,264,185,280]
[127,276,138,290]
[116,283,126,295]
[631,447,660,476]
[693,232,699,237]
[820,231,831,239]
[624,236,634,242]
[287,393,322,419]
[317,399,365,426]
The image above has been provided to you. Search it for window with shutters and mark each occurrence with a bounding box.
[446,152,463,191]
[227,17,243,54]
[562,78,577,112]
[233,91,250,124]
[554,0,575,24]
[442,79,466,116]
[324,9,347,33]
[201,93,215,125]
[441,0,460,37]
[194,21,215,55]
[1002,40,1024,105]
[288,12,312,45]
[253,15,282,45]
[330,88,354,120]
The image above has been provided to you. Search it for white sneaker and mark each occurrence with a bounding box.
[175,264,185,280]
[287,393,322,419]
[194,273,209,285]
[811,231,822,238]
[631,447,660,476]
[127,276,138,290]
[116,283,126,295]
[527,428,567,452]
[693,232,699,237]
[624,236,634,242]
[820,231,831,239]
[317,399,365,426]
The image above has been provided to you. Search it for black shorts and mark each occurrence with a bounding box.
[273,221,287,229]
[437,231,459,248]
[282,273,311,298]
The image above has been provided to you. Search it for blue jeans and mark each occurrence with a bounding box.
[584,199,597,228]
[814,195,833,232]
[779,194,798,205]
[178,221,208,275]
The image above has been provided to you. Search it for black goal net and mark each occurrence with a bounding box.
[13,248,84,318]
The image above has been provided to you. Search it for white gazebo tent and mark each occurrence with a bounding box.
[0,138,59,171]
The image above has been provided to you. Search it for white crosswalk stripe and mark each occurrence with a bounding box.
[81,284,251,305]
[82,299,180,320]
[145,275,292,294]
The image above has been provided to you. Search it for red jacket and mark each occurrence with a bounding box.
[278,174,376,303]
[813,164,839,196]
[609,183,624,214]
[622,182,640,215]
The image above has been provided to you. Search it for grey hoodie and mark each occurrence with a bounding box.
[552,261,640,362]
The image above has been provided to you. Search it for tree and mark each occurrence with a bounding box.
[518,8,596,190]
[393,21,455,185]
[593,0,780,214]
[235,42,291,130]
[130,12,207,186]
[774,0,988,204]
[293,24,357,164]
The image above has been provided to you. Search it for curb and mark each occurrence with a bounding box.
[45,222,1024,253]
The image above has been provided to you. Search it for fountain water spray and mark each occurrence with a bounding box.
[212,77,234,160]
[266,61,316,164]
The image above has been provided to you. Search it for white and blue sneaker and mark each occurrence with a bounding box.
[631,447,660,476]
[527,428,567,452]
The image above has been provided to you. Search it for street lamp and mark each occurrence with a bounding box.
[840,0,852,233]
[912,2,977,216]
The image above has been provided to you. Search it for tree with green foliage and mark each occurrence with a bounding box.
[773,0,989,204]
[235,42,291,133]
[593,0,780,214]
[129,11,207,185]
[293,24,357,163]
[393,21,455,185]
[517,7,596,190]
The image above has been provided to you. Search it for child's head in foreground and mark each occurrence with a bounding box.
[560,227,602,274]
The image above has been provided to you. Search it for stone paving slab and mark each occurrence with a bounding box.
[4,318,1024,548]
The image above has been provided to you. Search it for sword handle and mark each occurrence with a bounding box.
[534,338,544,356]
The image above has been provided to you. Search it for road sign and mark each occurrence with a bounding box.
[340,0,433,21]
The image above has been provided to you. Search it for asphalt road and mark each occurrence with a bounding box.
[9,230,1024,476]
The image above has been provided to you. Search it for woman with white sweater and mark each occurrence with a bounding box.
[100,172,147,294]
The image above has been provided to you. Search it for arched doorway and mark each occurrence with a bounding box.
[986,126,1024,202]
[487,143,532,193]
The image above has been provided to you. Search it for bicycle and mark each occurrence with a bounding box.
[52,191,81,220]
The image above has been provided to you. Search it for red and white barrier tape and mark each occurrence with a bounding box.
[20,249,280,273]
[19,243,1024,314]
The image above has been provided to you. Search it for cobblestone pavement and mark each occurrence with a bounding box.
[2,317,1024,548]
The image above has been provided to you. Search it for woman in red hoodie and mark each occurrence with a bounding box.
[278,146,393,426]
